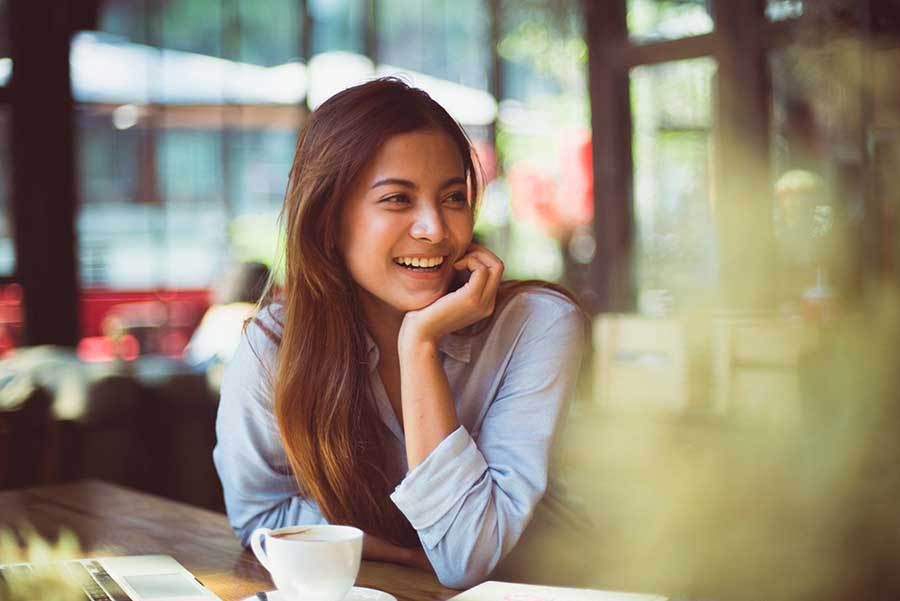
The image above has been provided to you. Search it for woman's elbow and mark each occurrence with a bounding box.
[230,518,255,548]
[434,560,495,590]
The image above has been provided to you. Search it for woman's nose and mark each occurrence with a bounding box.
[410,207,447,243]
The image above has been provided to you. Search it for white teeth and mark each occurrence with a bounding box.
[395,256,444,268]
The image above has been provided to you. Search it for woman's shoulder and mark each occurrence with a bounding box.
[490,284,587,343]
[247,302,285,345]
[499,284,584,325]
[231,302,284,370]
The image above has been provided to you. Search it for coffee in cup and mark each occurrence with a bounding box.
[250,524,363,601]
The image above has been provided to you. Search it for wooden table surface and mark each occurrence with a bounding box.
[0,479,457,601]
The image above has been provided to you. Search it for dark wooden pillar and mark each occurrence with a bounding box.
[364,0,377,62]
[9,0,82,346]
[487,0,503,146]
[710,0,775,310]
[584,0,635,313]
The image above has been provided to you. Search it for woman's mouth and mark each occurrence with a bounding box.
[392,255,446,272]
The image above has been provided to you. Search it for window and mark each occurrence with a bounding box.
[626,0,713,43]
[766,0,802,21]
[0,0,11,278]
[73,0,302,352]
[488,0,591,289]
[0,107,10,277]
[377,0,490,90]
[631,57,717,314]
[310,0,365,55]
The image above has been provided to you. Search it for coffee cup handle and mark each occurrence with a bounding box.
[250,527,273,572]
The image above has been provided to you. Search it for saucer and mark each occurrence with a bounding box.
[243,586,398,601]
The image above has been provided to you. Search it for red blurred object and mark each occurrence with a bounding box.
[76,334,140,362]
[472,140,498,184]
[508,129,593,237]
[0,283,24,357]
[509,166,561,233]
[81,288,210,338]
[82,288,211,357]
[557,130,594,226]
[0,287,210,357]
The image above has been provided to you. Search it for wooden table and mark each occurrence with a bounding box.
[0,479,457,601]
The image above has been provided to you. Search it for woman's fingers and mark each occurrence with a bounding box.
[478,253,504,307]
[453,255,489,302]
[457,245,504,307]
[453,249,502,315]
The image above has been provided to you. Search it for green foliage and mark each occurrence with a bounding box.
[0,527,84,601]
[498,20,586,84]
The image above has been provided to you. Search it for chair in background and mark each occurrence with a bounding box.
[0,371,51,489]
[711,314,818,423]
[55,373,146,487]
[593,314,696,412]
[133,355,223,511]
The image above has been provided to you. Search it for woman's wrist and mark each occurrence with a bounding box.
[397,317,438,357]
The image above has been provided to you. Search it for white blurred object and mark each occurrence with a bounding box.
[376,64,498,126]
[306,51,375,109]
[69,35,497,126]
[183,302,256,369]
[70,31,307,105]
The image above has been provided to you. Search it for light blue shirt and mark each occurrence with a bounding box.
[213,288,585,589]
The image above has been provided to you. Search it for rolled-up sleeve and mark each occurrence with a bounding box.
[390,301,585,589]
[213,319,326,546]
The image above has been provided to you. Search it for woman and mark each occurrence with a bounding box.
[214,78,585,589]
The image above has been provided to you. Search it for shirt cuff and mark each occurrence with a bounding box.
[390,426,488,541]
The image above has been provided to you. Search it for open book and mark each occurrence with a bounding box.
[449,581,668,601]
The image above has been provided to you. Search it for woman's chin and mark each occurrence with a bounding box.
[397,292,445,313]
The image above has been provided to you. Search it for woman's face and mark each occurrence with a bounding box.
[339,129,474,321]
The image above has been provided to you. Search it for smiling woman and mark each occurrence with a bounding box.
[213,78,586,589]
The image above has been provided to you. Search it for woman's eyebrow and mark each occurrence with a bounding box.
[370,176,466,190]
[439,176,467,189]
[371,177,415,190]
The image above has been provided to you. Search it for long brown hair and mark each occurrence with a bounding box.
[259,78,581,547]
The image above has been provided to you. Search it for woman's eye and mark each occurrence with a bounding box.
[380,194,410,205]
[444,192,468,206]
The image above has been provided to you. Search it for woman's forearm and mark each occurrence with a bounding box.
[362,533,432,571]
[397,336,460,470]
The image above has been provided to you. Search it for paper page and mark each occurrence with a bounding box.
[449,581,668,601]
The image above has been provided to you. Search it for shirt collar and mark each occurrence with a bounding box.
[363,329,472,368]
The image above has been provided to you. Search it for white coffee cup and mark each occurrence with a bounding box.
[250,524,363,601]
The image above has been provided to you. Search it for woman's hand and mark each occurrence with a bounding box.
[399,244,504,349]
[362,533,432,572]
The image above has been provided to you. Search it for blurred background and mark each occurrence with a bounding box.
[1,0,900,599]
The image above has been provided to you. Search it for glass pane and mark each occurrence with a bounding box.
[159,0,223,57]
[0,107,12,276]
[310,0,365,55]
[234,2,300,65]
[377,0,490,90]
[491,1,592,299]
[766,0,803,21]
[75,1,299,357]
[627,0,713,43]
[0,0,7,277]
[631,57,717,314]
[770,42,867,309]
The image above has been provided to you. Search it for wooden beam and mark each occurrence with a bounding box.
[619,32,720,68]
[710,0,775,310]
[9,0,80,346]
[584,0,635,313]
